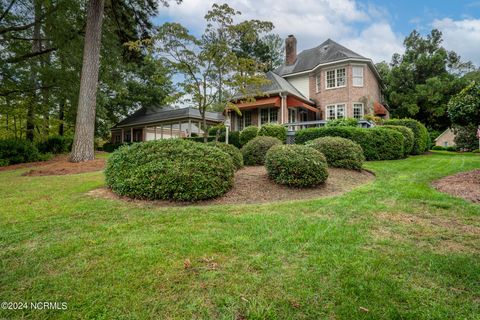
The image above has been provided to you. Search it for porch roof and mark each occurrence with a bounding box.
[112,106,225,129]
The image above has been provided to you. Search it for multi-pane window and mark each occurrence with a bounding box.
[352,66,364,87]
[336,68,346,87]
[260,108,269,124]
[336,104,345,119]
[260,107,278,124]
[353,103,364,119]
[326,70,336,88]
[326,104,346,120]
[237,110,252,130]
[269,108,278,123]
[325,67,346,89]
[244,110,252,127]
[326,105,336,120]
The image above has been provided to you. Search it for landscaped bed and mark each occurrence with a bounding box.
[432,169,480,203]
[89,166,374,206]
[0,153,107,176]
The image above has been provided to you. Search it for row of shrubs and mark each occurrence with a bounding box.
[0,135,73,166]
[431,145,458,152]
[295,118,429,160]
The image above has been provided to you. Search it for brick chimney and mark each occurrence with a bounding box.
[285,35,297,65]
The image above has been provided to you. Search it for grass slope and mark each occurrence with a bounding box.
[0,152,479,319]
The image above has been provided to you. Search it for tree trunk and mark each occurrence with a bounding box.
[70,0,105,162]
[26,0,42,141]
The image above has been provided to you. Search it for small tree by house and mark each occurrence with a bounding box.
[129,4,272,142]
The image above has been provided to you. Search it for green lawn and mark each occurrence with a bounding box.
[1,152,479,319]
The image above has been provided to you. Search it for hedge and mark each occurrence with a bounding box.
[0,138,50,166]
[295,126,404,160]
[37,135,73,154]
[306,136,364,170]
[384,119,429,154]
[207,142,243,170]
[382,125,414,157]
[239,126,259,146]
[241,136,282,165]
[265,145,328,187]
[105,139,234,201]
[258,123,287,142]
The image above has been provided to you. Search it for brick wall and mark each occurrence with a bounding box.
[308,63,382,119]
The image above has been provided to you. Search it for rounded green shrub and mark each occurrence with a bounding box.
[37,135,73,154]
[306,136,364,170]
[472,149,480,153]
[239,126,259,146]
[431,145,445,150]
[265,145,328,187]
[382,125,414,157]
[295,126,404,160]
[105,139,235,201]
[0,138,42,166]
[241,136,282,165]
[207,142,243,170]
[384,119,429,154]
[258,123,287,142]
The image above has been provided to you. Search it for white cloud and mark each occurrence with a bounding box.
[432,18,480,65]
[157,0,404,63]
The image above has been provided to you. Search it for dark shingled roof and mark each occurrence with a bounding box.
[275,39,368,76]
[233,71,311,103]
[112,106,224,128]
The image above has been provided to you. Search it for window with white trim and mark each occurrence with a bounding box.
[237,110,252,130]
[325,67,346,89]
[352,66,364,87]
[326,104,346,120]
[353,103,364,119]
[260,107,278,125]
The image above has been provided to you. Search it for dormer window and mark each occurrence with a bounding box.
[326,67,346,89]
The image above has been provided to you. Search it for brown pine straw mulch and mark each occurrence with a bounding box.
[88,166,374,206]
[432,169,480,203]
[0,153,106,176]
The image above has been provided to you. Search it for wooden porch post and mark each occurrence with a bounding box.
[160,124,163,139]
[130,127,133,142]
[170,124,173,138]
[188,119,192,137]
[154,126,157,140]
[178,121,182,138]
[121,128,124,143]
[143,126,147,141]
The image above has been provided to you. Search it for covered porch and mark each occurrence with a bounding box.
[110,107,224,143]
[229,95,319,132]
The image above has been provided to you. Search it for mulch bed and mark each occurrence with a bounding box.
[88,166,374,206]
[432,169,480,203]
[0,153,106,176]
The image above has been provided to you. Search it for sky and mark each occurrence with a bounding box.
[154,0,480,65]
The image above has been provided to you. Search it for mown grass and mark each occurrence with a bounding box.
[0,152,479,319]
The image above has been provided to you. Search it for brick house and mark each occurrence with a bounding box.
[229,35,389,131]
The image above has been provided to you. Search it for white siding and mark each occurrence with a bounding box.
[287,75,310,99]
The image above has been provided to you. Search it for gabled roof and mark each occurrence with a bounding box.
[233,71,313,104]
[112,106,224,128]
[275,39,369,77]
